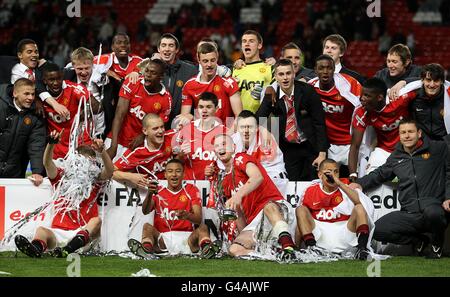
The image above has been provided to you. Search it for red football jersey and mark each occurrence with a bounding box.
[311,84,358,145]
[115,78,172,147]
[352,92,416,152]
[94,53,142,79]
[302,183,350,223]
[181,74,239,125]
[221,153,282,224]
[152,184,202,233]
[44,81,92,159]
[114,131,175,179]
[50,168,101,230]
[175,120,229,180]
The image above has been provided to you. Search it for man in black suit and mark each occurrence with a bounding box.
[256,59,329,181]
[323,34,366,85]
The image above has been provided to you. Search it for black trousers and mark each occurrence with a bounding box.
[281,141,318,181]
[373,204,450,246]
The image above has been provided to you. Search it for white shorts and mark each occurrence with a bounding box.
[243,200,297,241]
[366,147,391,174]
[159,231,193,255]
[49,227,82,248]
[104,137,128,163]
[312,220,357,253]
[328,144,350,166]
[270,173,289,196]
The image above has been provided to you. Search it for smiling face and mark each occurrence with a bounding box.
[13,84,35,109]
[386,53,409,78]
[422,72,443,98]
[198,51,218,79]
[360,87,384,112]
[73,60,93,84]
[43,71,63,96]
[18,43,39,69]
[143,62,163,88]
[158,37,179,64]
[112,35,130,60]
[143,116,165,147]
[241,33,262,62]
[214,134,235,164]
[399,123,421,151]
[164,161,184,190]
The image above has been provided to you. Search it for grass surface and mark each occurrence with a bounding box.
[1,252,449,277]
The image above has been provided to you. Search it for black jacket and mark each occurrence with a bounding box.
[410,86,447,141]
[375,64,422,88]
[357,137,450,213]
[0,94,46,178]
[256,80,329,153]
[340,65,366,85]
[296,66,316,82]
[163,59,198,127]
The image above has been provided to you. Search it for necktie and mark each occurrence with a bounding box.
[284,95,303,144]
[26,68,35,82]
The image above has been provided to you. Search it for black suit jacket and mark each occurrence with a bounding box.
[340,65,366,85]
[256,80,329,153]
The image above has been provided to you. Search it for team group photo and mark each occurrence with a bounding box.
[0,0,450,280]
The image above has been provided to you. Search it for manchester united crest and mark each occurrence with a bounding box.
[154,102,161,110]
[422,152,430,160]
[179,195,188,203]
[259,68,266,73]
[176,80,184,88]
[23,117,32,125]
[165,146,172,155]
[214,85,221,92]
[334,196,343,204]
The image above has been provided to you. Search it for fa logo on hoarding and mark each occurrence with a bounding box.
[67,0,81,18]
[366,0,381,18]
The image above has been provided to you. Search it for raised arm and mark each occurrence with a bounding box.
[106,97,130,158]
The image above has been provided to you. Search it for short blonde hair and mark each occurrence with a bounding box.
[71,47,94,65]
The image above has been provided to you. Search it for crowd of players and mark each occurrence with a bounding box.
[1,29,449,261]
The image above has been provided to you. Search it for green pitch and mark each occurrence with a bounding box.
[0,252,449,277]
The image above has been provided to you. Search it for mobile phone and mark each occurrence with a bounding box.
[325,173,335,184]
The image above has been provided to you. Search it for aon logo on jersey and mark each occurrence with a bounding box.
[191,147,216,161]
[153,161,168,173]
[48,112,70,124]
[316,208,342,221]
[322,102,344,113]
[382,117,403,131]
[160,207,178,221]
[130,105,146,120]
[231,181,245,196]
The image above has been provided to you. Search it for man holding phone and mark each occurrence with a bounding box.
[296,159,373,260]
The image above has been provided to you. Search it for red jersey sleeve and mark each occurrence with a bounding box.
[351,107,368,132]
[181,82,193,106]
[119,77,139,100]
[161,93,172,123]
[114,149,136,172]
[397,90,418,105]
[223,77,240,96]
[185,184,202,207]
[233,153,255,174]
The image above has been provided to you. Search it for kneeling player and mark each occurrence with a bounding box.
[15,131,114,257]
[214,134,296,259]
[128,159,221,258]
[296,159,371,260]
